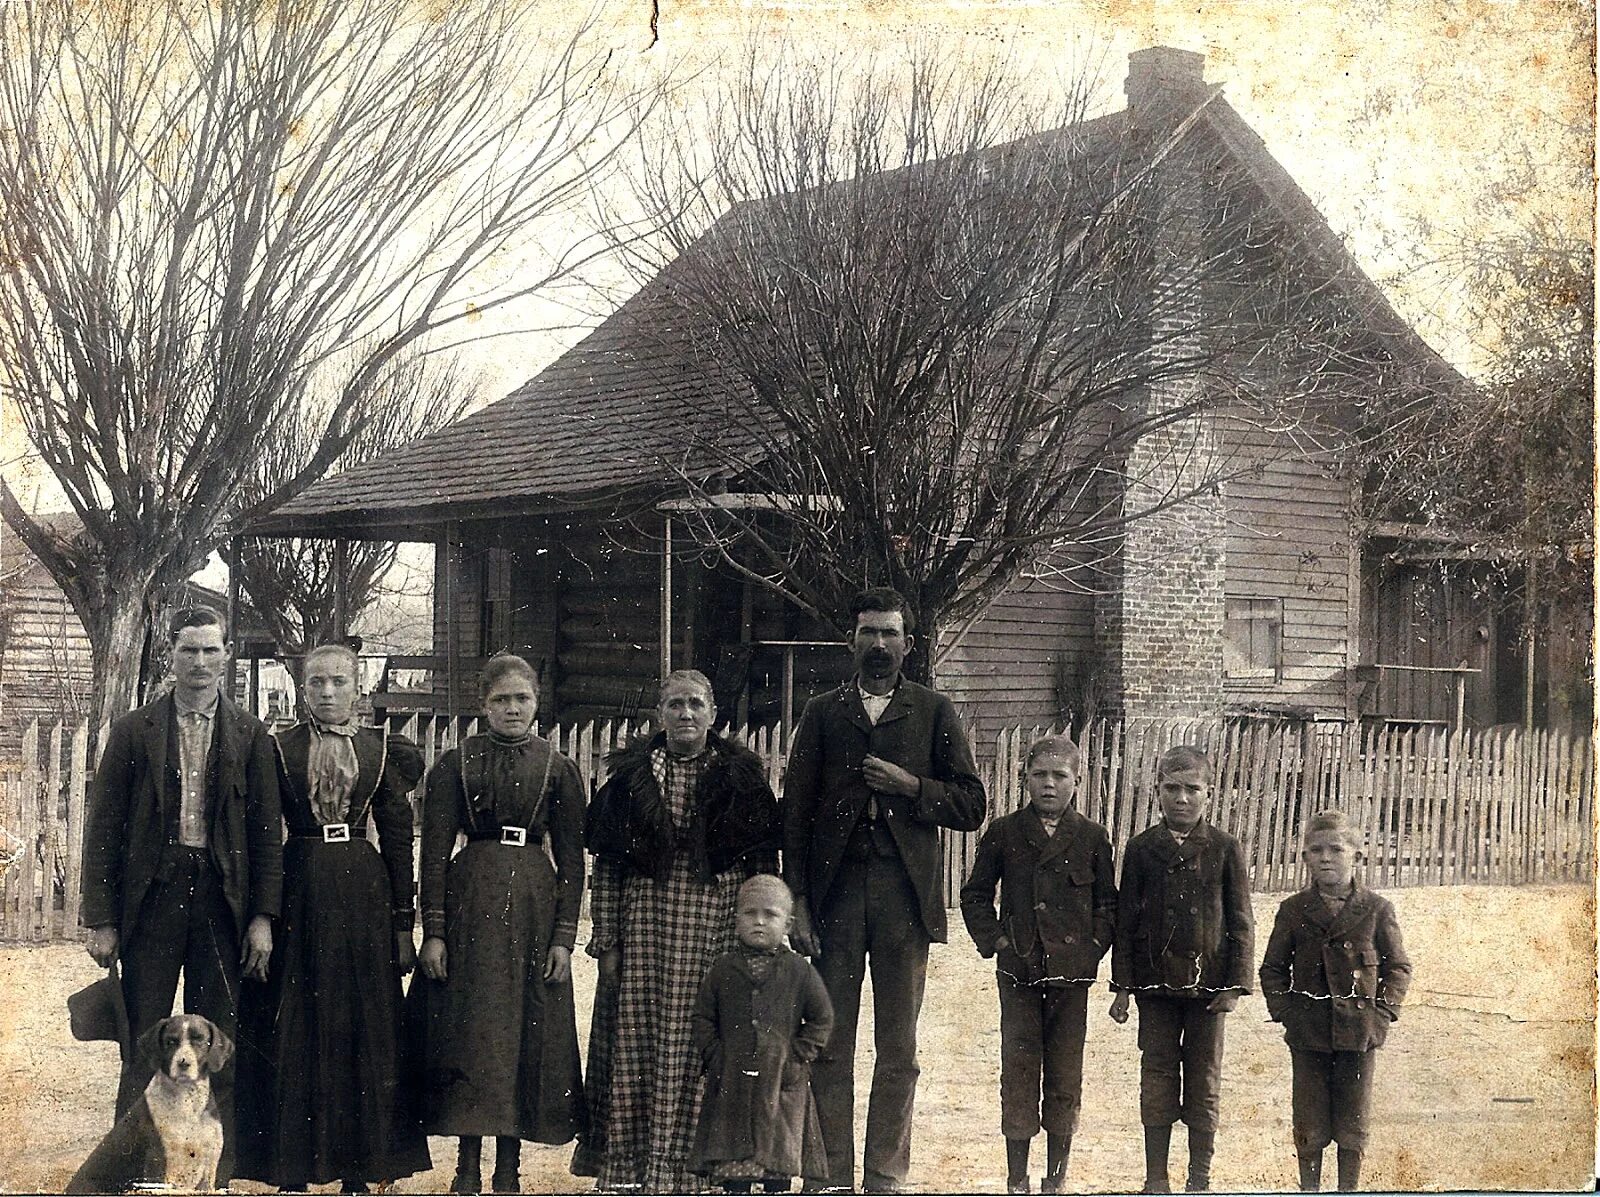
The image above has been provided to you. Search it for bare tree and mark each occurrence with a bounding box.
[0,0,660,723]
[235,351,475,664]
[616,44,1384,680]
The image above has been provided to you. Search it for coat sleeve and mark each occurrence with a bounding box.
[1091,827,1118,956]
[1219,833,1255,992]
[373,732,424,933]
[245,722,284,921]
[691,958,723,1071]
[1110,840,1145,992]
[81,717,136,930]
[910,695,986,832]
[781,700,824,903]
[1374,898,1413,1018]
[958,822,1004,957]
[792,959,835,1063]
[548,754,588,952]
[1258,899,1296,1023]
[419,752,465,940]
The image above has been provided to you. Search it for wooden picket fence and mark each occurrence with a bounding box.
[0,713,1591,942]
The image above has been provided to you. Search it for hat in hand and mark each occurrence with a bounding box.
[68,963,129,1053]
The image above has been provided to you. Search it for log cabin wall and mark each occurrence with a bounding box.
[550,525,661,725]
[1219,418,1355,717]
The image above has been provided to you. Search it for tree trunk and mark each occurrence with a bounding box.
[89,593,155,728]
[906,611,941,688]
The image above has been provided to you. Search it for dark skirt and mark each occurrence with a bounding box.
[405,840,587,1142]
[234,837,430,1187]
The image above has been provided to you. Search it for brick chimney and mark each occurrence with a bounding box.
[1124,46,1208,126]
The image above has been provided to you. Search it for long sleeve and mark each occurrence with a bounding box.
[244,722,284,920]
[1110,841,1145,992]
[792,958,835,1063]
[911,696,986,832]
[81,717,135,930]
[419,751,465,940]
[1090,828,1118,955]
[372,731,424,933]
[548,754,587,952]
[959,822,1004,957]
[780,702,823,902]
[588,853,625,956]
[691,958,723,1070]
[1258,900,1297,1023]
[1220,834,1255,992]
[1375,899,1413,1016]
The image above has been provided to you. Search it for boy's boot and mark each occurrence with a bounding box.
[491,1136,522,1193]
[452,1136,483,1195]
[1297,1151,1324,1192]
[1041,1133,1071,1194]
[1006,1137,1033,1193]
[1185,1128,1215,1192]
[1335,1148,1362,1192]
[1142,1125,1173,1194]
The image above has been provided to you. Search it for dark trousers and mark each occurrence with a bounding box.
[998,976,1089,1140]
[1290,1049,1376,1153]
[812,838,929,1190]
[1134,994,1226,1132]
[117,847,242,1175]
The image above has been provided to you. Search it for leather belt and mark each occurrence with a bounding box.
[465,826,530,846]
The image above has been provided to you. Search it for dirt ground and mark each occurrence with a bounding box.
[1,885,1593,1194]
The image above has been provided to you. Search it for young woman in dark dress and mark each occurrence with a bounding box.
[413,653,588,1194]
[234,642,430,1193]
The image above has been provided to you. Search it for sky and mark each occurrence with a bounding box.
[1,0,1592,516]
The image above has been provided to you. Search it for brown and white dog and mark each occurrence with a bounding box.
[67,1014,231,1194]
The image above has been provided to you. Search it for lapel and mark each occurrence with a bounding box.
[213,695,251,798]
[1173,820,1212,866]
[273,723,311,797]
[1037,808,1081,866]
[142,694,176,809]
[840,682,875,736]
[1017,805,1052,855]
[1298,886,1336,932]
[351,726,386,812]
[1325,883,1377,939]
[1144,822,1180,867]
[873,680,915,727]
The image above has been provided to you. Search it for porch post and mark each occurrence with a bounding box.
[660,515,673,680]
[442,524,460,719]
[225,534,242,698]
[333,538,350,639]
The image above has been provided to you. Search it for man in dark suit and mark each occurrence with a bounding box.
[783,587,986,1193]
[81,607,283,1175]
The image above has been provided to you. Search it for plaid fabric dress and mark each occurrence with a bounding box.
[597,749,744,1194]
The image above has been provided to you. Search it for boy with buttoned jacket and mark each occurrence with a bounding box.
[1110,746,1253,1194]
[961,735,1116,1195]
[1260,810,1412,1192]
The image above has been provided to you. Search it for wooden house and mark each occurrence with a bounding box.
[254,48,1487,746]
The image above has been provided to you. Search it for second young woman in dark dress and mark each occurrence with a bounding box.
[412,654,588,1194]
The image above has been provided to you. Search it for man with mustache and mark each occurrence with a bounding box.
[783,587,986,1193]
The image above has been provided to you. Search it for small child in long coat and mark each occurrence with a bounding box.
[1259,810,1412,1193]
[961,733,1117,1195]
[691,873,834,1193]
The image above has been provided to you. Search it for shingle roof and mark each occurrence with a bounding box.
[256,94,1466,538]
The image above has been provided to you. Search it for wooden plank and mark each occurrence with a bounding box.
[19,722,40,941]
[64,722,89,937]
[43,722,63,938]
[1576,737,1594,880]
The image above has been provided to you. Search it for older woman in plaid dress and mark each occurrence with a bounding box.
[578,670,780,1193]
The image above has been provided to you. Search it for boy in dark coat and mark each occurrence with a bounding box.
[1110,745,1253,1194]
[1260,810,1412,1192]
[692,873,834,1193]
[961,734,1116,1195]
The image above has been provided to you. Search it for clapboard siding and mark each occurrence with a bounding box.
[938,570,1096,742]
[1,576,95,753]
[1220,418,1352,716]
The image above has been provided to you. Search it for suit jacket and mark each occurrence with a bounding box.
[1111,820,1254,995]
[1259,884,1413,1052]
[272,722,425,932]
[81,692,283,943]
[782,678,985,942]
[960,805,1116,985]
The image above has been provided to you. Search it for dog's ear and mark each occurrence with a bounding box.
[137,1020,168,1071]
[204,1022,234,1073]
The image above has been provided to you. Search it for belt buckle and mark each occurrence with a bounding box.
[322,823,351,843]
[500,826,527,846]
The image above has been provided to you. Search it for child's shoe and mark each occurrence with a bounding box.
[1040,1173,1065,1195]
[1297,1151,1323,1192]
[1006,1180,1031,1194]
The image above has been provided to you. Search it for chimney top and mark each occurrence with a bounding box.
[1125,46,1208,123]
